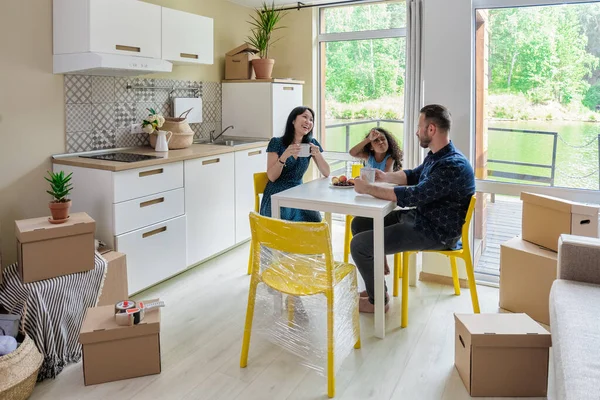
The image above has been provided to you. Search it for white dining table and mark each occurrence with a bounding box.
[271,177,397,338]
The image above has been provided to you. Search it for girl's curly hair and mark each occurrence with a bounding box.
[362,127,403,171]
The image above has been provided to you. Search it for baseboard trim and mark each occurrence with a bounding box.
[419,271,469,289]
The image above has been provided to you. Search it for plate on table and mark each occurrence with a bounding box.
[329,183,355,189]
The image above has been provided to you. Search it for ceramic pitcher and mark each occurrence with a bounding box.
[155,130,173,152]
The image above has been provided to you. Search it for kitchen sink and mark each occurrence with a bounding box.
[193,138,265,147]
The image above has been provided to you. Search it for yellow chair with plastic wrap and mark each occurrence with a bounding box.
[240,212,361,398]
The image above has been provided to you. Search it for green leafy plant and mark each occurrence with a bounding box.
[141,108,165,134]
[45,171,73,203]
[246,2,287,59]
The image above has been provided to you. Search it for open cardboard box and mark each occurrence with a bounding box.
[455,313,551,397]
[225,43,258,80]
[521,192,599,252]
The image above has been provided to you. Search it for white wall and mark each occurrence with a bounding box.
[420,0,473,279]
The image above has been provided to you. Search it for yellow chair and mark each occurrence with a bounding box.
[397,195,480,328]
[247,172,270,275]
[343,215,403,288]
[240,212,361,398]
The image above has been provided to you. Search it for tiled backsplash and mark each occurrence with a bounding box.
[64,76,222,153]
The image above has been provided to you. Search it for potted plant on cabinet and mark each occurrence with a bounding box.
[247,2,287,79]
[45,170,73,224]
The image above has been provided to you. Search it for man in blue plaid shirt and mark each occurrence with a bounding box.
[352,104,475,313]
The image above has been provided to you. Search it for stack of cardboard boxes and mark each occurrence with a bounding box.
[499,192,600,325]
[12,212,160,386]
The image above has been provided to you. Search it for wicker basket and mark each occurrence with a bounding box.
[149,109,195,150]
[0,306,43,400]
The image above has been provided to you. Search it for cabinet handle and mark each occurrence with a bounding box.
[142,226,167,239]
[140,197,164,208]
[139,168,163,177]
[116,44,141,53]
[283,87,294,91]
[202,158,220,165]
[180,52,199,59]
[248,150,262,156]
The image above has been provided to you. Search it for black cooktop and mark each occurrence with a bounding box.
[80,152,163,163]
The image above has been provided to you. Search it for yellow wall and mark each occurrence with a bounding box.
[0,0,260,266]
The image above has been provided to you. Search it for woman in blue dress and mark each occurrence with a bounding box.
[348,127,403,173]
[260,106,330,222]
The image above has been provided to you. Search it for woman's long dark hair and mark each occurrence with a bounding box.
[281,106,315,147]
[362,127,403,171]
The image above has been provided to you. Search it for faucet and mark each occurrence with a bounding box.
[210,125,234,143]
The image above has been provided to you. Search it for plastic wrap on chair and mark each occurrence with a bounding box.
[251,244,360,376]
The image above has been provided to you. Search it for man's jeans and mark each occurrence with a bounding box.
[350,209,447,305]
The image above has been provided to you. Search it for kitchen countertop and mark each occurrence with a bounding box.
[52,142,269,172]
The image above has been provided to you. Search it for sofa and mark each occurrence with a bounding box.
[550,234,600,400]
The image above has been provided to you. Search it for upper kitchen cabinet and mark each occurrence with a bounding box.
[53,0,162,59]
[222,81,304,139]
[161,8,214,65]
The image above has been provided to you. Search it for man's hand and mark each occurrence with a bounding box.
[375,169,387,182]
[353,177,371,195]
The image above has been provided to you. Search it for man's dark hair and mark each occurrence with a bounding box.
[420,104,451,132]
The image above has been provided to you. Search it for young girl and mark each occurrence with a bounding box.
[348,127,403,278]
[349,127,403,173]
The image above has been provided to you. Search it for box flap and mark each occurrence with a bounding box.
[80,300,160,345]
[226,43,258,56]
[455,313,551,348]
[15,212,95,243]
[521,192,599,217]
[501,236,558,259]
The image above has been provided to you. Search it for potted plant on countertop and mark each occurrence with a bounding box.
[46,170,73,224]
[247,1,287,80]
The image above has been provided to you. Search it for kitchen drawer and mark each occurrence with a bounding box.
[113,162,183,203]
[115,215,187,295]
[113,188,184,235]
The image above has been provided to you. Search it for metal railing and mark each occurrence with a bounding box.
[486,127,558,186]
[326,119,404,152]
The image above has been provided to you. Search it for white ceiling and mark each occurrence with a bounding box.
[226,0,356,9]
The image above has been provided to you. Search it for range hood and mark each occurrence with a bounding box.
[53,53,173,77]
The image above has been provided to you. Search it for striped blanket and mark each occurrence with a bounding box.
[0,253,107,380]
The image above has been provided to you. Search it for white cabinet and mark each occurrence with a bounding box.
[53,0,162,59]
[185,153,236,266]
[54,162,186,295]
[222,82,304,139]
[234,147,267,243]
[161,7,214,65]
[116,215,187,294]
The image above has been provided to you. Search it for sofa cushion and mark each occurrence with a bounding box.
[550,280,600,400]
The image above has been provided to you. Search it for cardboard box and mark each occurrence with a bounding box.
[225,44,258,80]
[521,192,599,252]
[79,301,161,385]
[97,251,128,307]
[499,237,557,325]
[15,212,95,283]
[455,313,551,397]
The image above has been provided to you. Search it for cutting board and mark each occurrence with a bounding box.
[173,97,202,123]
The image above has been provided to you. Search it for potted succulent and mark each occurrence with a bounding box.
[247,2,287,79]
[45,170,73,224]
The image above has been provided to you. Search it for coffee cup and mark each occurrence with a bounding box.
[360,167,376,183]
[298,143,311,157]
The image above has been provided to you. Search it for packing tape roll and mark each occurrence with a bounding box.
[115,307,143,326]
[114,300,136,313]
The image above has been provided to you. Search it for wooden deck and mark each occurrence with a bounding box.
[474,196,523,282]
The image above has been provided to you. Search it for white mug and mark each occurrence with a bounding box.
[298,143,311,157]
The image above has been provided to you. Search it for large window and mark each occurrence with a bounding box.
[473,2,600,281]
[318,2,407,158]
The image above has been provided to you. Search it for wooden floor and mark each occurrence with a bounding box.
[30,223,551,400]
[475,197,523,280]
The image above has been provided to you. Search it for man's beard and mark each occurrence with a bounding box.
[419,135,431,148]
